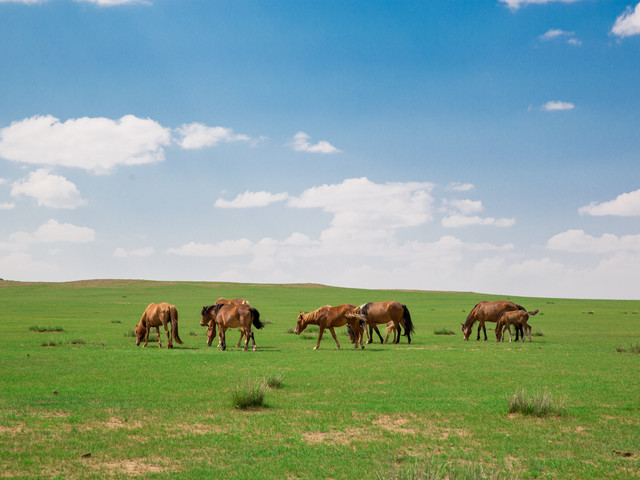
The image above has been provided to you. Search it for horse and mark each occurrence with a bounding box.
[295,304,366,350]
[461,301,526,341]
[356,301,414,344]
[134,302,183,348]
[200,303,263,351]
[206,297,251,348]
[496,309,539,342]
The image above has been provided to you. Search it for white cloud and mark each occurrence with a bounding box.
[214,191,289,208]
[113,247,154,258]
[10,219,95,245]
[542,101,575,111]
[446,182,474,192]
[175,123,250,150]
[579,189,640,217]
[288,131,340,154]
[547,229,640,254]
[0,0,46,4]
[442,215,515,228]
[0,115,171,175]
[500,0,582,10]
[0,202,15,210]
[443,199,483,216]
[540,29,582,45]
[612,2,640,38]
[11,169,86,209]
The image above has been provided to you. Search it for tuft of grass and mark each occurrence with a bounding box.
[70,339,85,345]
[616,343,640,354]
[433,328,455,336]
[532,330,545,337]
[41,340,61,347]
[509,388,565,418]
[109,320,121,324]
[378,456,516,480]
[231,378,268,410]
[263,373,284,389]
[124,329,136,338]
[29,325,64,332]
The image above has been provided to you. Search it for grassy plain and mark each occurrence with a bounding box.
[0,280,639,479]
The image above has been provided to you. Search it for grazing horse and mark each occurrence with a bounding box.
[496,309,539,342]
[357,301,414,344]
[461,301,525,341]
[295,304,366,350]
[135,302,183,348]
[207,297,251,348]
[200,303,263,351]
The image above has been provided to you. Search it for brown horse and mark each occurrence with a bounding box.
[207,297,251,348]
[357,301,414,344]
[496,309,539,342]
[200,303,263,351]
[461,301,525,341]
[134,302,183,348]
[295,304,365,350]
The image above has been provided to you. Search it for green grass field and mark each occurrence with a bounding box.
[1,280,639,479]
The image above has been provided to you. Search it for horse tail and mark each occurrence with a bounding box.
[515,304,526,311]
[250,308,264,329]
[171,306,183,344]
[402,305,414,335]
[360,302,372,318]
[528,309,540,316]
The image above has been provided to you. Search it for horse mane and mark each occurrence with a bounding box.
[201,305,216,316]
[515,304,526,311]
[301,305,329,323]
[360,302,373,317]
[463,303,480,328]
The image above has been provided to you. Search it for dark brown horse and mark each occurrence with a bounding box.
[496,309,539,342]
[200,303,263,351]
[357,301,414,344]
[461,301,525,341]
[295,304,365,350]
[134,302,183,348]
[207,297,251,347]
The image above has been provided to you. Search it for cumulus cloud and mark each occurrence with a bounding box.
[11,169,86,209]
[288,131,340,154]
[579,189,640,217]
[9,219,95,244]
[547,229,640,253]
[612,2,640,38]
[542,101,575,111]
[214,191,289,208]
[0,115,171,175]
[175,123,250,150]
[500,0,582,10]
[0,202,15,210]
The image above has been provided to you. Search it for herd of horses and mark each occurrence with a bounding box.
[134,297,538,351]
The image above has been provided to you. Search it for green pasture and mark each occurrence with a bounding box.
[1,280,639,479]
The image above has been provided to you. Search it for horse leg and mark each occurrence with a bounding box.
[250,331,257,351]
[219,327,227,351]
[476,323,482,341]
[507,325,513,342]
[327,326,343,350]
[242,329,250,351]
[142,325,150,347]
[373,325,384,344]
[164,322,172,349]
[236,331,245,348]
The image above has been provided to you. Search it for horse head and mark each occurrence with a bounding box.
[134,323,145,346]
[294,312,307,335]
[461,322,472,341]
[200,306,213,327]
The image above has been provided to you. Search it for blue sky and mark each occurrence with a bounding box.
[1,0,639,299]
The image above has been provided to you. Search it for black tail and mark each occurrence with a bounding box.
[250,308,264,329]
[360,302,372,317]
[402,305,414,344]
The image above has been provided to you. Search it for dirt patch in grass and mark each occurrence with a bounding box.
[88,457,176,477]
[373,414,419,435]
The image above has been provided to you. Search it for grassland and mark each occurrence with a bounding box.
[0,280,639,479]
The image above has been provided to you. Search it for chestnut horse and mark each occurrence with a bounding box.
[357,301,414,344]
[461,301,525,341]
[200,303,263,351]
[496,309,539,342]
[135,302,183,348]
[295,304,365,350]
